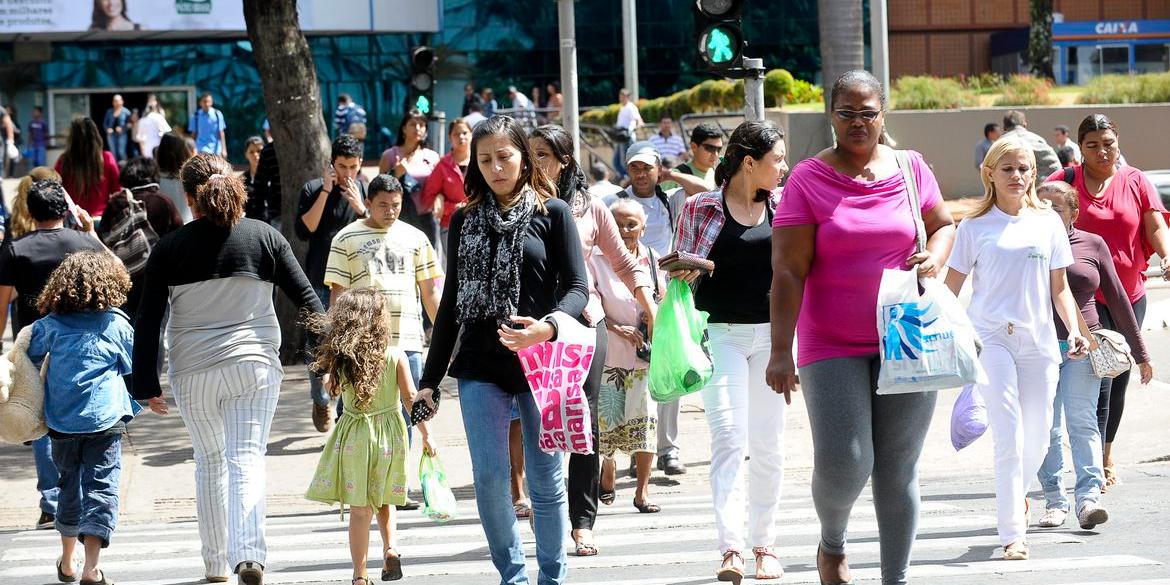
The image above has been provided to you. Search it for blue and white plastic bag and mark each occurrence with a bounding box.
[876,269,986,394]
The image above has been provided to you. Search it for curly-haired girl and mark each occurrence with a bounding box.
[305,287,434,584]
[27,250,156,585]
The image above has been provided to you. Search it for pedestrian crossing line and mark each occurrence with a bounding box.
[1053,580,1170,585]
[7,501,963,546]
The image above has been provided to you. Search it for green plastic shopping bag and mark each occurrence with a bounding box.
[648,279,713,402]
[419,453,458,522]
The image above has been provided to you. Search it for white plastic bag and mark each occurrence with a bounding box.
[876,270,986,394]
[950,385,988,451]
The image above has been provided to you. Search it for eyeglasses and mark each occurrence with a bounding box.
[698,143,722,154]
[833,109,882,123]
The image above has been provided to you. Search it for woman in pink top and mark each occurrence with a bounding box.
[55,117,120,217]
[421,118,472,264]
[380,109,441,249]
[528,124,656,557]
[1043,114,1170,486]
[768,70,955,585]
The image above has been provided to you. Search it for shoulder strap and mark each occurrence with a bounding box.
[1063,166,1076,185]
[895,150,927,255]
[656,186,676,229]
[645,246,660,300]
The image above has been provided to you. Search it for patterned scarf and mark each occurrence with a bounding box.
[456,188,538,324]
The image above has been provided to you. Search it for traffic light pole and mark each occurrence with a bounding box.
[621,0,639,100]
[743,57,766,122]
[558,0,581,161]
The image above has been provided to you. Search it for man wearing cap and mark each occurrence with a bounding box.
[602,141,688,477]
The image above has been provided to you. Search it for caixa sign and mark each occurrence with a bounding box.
[1054,19,1170,39]
[1095,21,1139,35]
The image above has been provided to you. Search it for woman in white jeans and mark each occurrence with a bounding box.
[132,154,323,584]
[672,121,789,583]
[944,138,1092,561]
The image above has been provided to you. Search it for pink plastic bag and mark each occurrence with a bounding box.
[516,312,596,455]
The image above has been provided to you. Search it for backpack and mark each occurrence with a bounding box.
[97,189,159,276]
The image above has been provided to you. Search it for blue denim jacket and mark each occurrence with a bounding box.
[28,309,141,434]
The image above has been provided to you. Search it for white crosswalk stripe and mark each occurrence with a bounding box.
[0,489,1162,585]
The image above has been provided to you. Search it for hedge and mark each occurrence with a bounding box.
[1078,72,1170,104]
[891,76,975,110]
[994,75,1055,106]
[581,69,820,125]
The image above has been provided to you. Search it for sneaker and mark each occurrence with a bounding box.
[36,511,54,530]
[1003,541,1029,560]
[1038,508,1067,528]
[312,403,332,433]
[1077,504,1109,530]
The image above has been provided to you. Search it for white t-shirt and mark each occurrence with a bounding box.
[511,92,531,110]
[136,112,172,159]
[616,102,641,131]
[603,187,673,257]
[587,180,623,200]
[947,205,1073,361]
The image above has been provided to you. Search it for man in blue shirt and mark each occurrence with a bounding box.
[26,106,48,168]
[188,92,227,157]
[332,94,367,138]
[103,94,131,162]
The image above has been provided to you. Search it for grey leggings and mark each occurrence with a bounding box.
[800,355,937,585]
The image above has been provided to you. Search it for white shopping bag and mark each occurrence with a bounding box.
[876,270,986,394]
[515,312,597,455]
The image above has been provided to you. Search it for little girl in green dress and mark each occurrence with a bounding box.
[305,288,436,584]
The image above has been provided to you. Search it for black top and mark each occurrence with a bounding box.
[0,228,106,331]
[694,200,773,324]
[295,177,366,287]
[248,142,282,225]
[420,197,590,394]
[131,218,323,398]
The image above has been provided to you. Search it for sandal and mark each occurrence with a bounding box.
[1104,465,1120,488]
[57,557,77,583]
[716,549,744,584]
[633,499,660,514]
[513,501,532,519]
[236,561,263,585]
[382,548,403,581]
[78,570,113,585]
[753,546,784,580]
[816,545,854,585]
[352,577,371,585]
[572,533,599,557]
[1003,541,1029,561]
[599,489,616,506]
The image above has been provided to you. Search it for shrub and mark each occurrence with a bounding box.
[764,69,795,107]
[1079,72,1170,104]
[787,79,824,104]
[581,103,619,126]
[994,75,1055,106]
[962,72,1005,94]
[892,76,974,110]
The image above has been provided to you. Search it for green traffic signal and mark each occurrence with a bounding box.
[415,95,431,115]
[707,26,734,63]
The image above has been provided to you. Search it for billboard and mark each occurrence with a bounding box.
[0,0,439,36]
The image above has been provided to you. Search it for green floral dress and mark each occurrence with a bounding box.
[306,351,408,508]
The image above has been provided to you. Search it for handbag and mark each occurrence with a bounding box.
[1088,329,1135,379]
[875,152,986,394]
[98,189,158,277]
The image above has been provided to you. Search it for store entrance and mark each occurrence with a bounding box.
[49,87,192,153]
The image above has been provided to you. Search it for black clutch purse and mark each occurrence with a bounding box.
[635,319,652,362]
[409,388,439,426]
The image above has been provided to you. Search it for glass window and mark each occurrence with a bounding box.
[1135,44,1170,74]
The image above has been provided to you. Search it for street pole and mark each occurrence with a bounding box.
[558,0,581,161]
[621,0,639,100]
[870,0,890,94]
[743,57,766,122]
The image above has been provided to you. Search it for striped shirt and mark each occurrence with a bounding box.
[325,220,443,352]
[649,132,688,160]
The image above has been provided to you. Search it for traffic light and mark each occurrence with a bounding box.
[408,46,436,117]
[695,0,746,73]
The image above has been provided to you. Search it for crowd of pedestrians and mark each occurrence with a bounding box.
[1,66,1168,585]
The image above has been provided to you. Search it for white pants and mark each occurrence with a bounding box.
[701,323,787,553]
[171,361,282,576]
[976,328,1058,546]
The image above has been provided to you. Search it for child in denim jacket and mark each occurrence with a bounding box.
[28,250,155,585]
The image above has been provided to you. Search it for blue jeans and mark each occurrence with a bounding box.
[1038,349,1104,513]
[108,132,127,162]
[34,435,59,515]
[459,379,566,585]
[51,431,122,546]
[309,285,331,406]
[25,145,46,168]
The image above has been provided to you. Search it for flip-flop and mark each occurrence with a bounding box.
[513,501,532,519]
[633,500,661,514]
[574,539,599,556]
[57,557,77,583]
[382,548,403,581]
[78,570,113,585]
[599,489,616,506]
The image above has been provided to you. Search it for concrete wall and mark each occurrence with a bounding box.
[768,104,1170,200]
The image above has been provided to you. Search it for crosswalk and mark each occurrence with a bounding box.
[0,487,1163,585]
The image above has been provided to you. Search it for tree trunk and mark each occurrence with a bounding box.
[1028,0,1055,79]
[244,0,331,363]
[817,0,865,113]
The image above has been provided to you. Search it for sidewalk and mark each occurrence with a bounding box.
[4,355,1170,530]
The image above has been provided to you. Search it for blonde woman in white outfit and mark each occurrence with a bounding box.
[944,138,1093,561]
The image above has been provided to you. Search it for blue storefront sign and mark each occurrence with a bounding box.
[1053,19,1170,84]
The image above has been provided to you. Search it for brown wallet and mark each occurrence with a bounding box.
[657,251,715,275]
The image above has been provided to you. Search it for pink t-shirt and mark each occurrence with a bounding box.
[1045,165,1167,303]
[773,150,942,367]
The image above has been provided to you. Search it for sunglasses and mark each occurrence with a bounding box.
[833,109,882,123]
[697,143,722,154]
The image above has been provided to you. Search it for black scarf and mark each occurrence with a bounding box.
[456,188,537,324]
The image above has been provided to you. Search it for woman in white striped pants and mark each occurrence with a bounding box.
[132,154,323,584]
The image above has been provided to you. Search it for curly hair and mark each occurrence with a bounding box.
[306,288,391,410]
[36,251,130,315]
